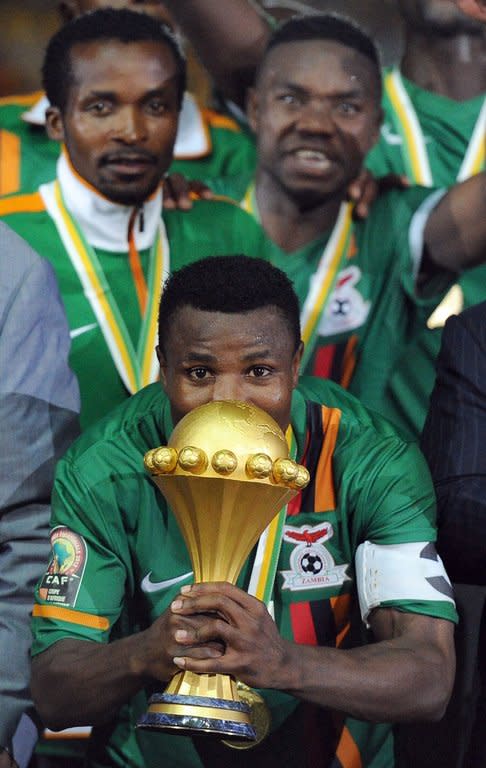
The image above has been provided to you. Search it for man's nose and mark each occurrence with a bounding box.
[114,107,148,143]
[211,376,243,402]
[297,101,334,134]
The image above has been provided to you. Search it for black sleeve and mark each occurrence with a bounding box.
[421,302,486,584]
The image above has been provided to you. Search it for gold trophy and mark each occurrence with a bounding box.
[137,399,309,744]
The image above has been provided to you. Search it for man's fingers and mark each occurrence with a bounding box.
[162,173,193,210]
[179,581,266,612]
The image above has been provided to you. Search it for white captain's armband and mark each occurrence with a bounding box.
[355,541,455,625]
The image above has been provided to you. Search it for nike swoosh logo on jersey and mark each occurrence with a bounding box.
[70,322,98,339]
[141,570,193,593]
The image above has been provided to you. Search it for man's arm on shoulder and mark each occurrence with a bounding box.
[421,305,486,584]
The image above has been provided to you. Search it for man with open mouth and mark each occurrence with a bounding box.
[203,13,486,442]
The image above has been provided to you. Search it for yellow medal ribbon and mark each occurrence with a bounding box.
[299,201,354,370]
[41,180,168,394]
[242,183,354,372]
[385,67,486,184]
[247,426,297,614]
[457,97,486,181]
[241,182,259,220]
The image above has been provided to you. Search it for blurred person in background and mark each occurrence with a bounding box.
[0,222,80,768]
[0,0,256,197]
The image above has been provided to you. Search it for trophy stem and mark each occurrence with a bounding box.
[137,670,256,741]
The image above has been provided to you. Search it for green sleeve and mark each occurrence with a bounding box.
[390,186,453,308]
[336,425,458,622]
[31,458,129,655]
[345,433,437,545]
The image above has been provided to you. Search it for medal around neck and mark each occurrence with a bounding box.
[137,400,310,743]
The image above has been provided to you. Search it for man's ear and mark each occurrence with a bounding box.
[45,106,66,142]
[246,87,259,134]
[291,341,304,388]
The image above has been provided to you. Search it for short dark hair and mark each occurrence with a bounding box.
[158,255,302,353]
[259,13,382,98]
[42,8,186,113]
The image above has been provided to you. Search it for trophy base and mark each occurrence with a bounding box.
[137,692,257,741]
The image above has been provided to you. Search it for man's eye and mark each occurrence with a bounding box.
[278,93,299,106]
[147,99,167,114]
[188,367,209,380]
[87,101,110,115]
[337,102,359,116]
[249,366,271,378]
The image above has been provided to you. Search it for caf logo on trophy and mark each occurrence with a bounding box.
[137,399,310,745]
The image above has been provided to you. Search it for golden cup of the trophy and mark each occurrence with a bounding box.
[137,400,310,743]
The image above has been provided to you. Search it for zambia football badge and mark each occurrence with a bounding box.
[281,522,350,591]
[39,526,87,606]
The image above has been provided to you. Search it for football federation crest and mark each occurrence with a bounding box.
[39,526,87,607]
[281,523,350,591]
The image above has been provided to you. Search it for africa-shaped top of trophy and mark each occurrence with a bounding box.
[144,400,310,490]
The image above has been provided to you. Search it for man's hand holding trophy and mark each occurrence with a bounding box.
[138,399,310,747]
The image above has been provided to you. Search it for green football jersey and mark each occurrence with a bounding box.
[31,380,456,768]
[381,266,486,439]
[366,67,486,186]
[0,191,267,429]
[363,68,486,436]
[0,93,256,195]
[212,174,451,426]
[168,106,256,181]
[0,93,59,196]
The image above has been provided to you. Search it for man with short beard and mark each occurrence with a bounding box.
[0,9,268,429]
[0,0,256,195]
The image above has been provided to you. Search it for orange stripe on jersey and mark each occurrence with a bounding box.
[0,191,45,215]
[340,335,358,389]
[0,131,20,195]
[348,233,358,260]
[331,594,352,648]
[0,90,43,107]
[127,208,148,315]
[336,725,363,768]
[202,108,242,133]
[32,604,110,631]
[314,405,342,511]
